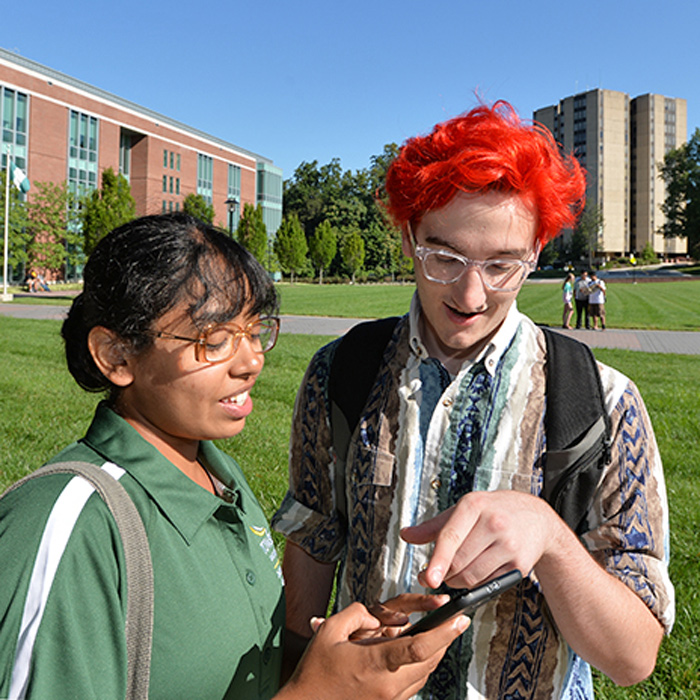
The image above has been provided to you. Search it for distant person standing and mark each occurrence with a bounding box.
[561,272,574,329]
[574,270,591,329]
[588,271,607,330]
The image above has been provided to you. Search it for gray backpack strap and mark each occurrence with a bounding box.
[4,461,153,700]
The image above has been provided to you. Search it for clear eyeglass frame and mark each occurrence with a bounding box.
[154,316,280,364]
[408,222,538,292]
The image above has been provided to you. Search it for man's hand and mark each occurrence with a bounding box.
[400,489,665,686]
[400,490,554,589]
[276,602,469,700]
[349,592,451,640]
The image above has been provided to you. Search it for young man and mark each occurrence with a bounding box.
[272,103,673,699]
[588,271,607,330]
[574,270,591,329]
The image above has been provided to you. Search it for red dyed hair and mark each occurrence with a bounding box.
[384,101,586,246]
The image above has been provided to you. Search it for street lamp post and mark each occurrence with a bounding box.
[224,196,239,235]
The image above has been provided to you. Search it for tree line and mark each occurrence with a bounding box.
[3,131,698,285]
[0,167,277,283]
[1,146,413,285]
[274,145,413,283]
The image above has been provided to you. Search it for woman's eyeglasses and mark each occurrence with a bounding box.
[154,317,280,363]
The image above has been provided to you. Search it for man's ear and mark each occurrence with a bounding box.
[400,225,414,258]
[88,326,134,387]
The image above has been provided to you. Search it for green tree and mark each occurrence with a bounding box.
[0,170,30,279]
[573,202,604,268]
[538,240,559,268]
[659,128,700,257]
[274,213,308,283]
[357,144,401,276]
[182,193,215,225]
[80,168,136,255]
[640,241,658,265]
[282,145,402,279]
[236,203,268,262]
[392,233,414,279]
[309,220,337,284]
[341,231,365,283]
[25,180,82,273]
[283,159,344,236]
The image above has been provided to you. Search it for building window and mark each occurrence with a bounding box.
[256,163,283,235]
[1,86,30,171]
[227,164,241,228]
[228,164,241,199]
[162,200,167,213]
[163,175,168,193]
[176,178,180,195]
[170,151,174,169]
[197,153,213,203]
[163,149,168,167]
[119,131,132,181]
[169,176,173,194]
[68,110,99,199]
[177,153,181,171]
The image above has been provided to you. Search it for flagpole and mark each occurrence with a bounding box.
[2,145,11,302]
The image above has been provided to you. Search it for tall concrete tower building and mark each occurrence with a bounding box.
[534,89,687,260]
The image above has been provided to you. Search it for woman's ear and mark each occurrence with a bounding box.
[88,326,134,387]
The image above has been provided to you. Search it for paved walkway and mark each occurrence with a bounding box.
[2,303,699,355]
[281,316,700,355]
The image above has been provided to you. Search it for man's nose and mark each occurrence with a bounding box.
[451,265,488,310]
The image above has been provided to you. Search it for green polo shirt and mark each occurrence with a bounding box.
[0,402,284,700]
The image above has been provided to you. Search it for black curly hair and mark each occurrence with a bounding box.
[62,212,279,397]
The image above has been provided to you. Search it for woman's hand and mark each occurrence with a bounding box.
[276,601,468,700]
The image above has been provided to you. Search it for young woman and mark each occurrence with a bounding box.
[0,213,466,700]
[562,272,575,329]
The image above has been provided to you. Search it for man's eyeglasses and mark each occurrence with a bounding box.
[408,223,537,292]
[153,317,280,364]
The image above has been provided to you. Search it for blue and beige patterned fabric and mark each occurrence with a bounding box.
[273,300,674,699]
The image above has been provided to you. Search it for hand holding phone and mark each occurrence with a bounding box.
[399,569,522,637]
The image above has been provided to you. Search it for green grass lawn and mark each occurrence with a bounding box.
[1,315,698,696]
[6,278,700,330]
[276,279,700,331]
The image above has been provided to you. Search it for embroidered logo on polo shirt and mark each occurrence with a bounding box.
[250,525,284,583]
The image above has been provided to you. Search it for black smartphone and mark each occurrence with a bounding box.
[399,569,523,637]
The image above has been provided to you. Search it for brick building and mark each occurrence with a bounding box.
[1,47,282,279]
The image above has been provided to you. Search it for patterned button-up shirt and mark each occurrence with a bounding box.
[273,300,674,699]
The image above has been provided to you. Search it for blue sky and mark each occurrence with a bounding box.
[3,0,698,179]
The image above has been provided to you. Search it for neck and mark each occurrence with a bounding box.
[418,314,491,375]
[116,408,215,494]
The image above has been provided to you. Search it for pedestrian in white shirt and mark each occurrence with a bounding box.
[588,271,607,330]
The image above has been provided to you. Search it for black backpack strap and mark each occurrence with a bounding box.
[541,328,612,534]
[3,461,153,700]
[328,317,401,433]
[328,317,400,519]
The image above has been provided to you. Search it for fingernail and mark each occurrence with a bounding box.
[428,567,443,588]
[454,615,469,633]
[309,617,325,633]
